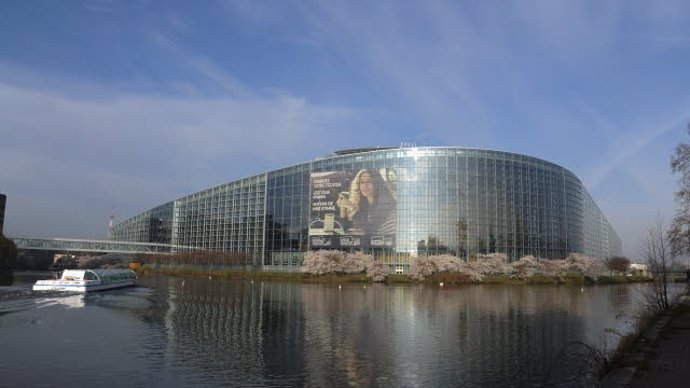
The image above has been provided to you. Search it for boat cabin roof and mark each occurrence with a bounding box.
[61,269,136,280]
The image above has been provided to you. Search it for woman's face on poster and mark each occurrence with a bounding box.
[359,172,375,199]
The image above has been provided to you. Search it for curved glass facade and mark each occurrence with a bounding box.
[111,147,622,269]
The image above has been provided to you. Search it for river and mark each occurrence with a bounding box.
[0,272,678,387]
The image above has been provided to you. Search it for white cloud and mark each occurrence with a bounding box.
[147,31,254,98]
[291,1,497,144]
[0,78,358,238]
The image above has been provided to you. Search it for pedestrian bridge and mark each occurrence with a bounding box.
[11,237,199,255]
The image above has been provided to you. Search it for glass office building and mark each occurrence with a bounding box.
[111,147,622,269]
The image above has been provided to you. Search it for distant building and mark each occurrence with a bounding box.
[111,147,623,270]
[0,193,6,236]
[628,263,648,277]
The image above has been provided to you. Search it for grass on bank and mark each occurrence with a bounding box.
[137,265,652,285]
[597,275,652,284]
[139,265,303,281]
[603,288,690,375]
[604,308,659,373]
[139,265,368,283]
[594,294,690,386]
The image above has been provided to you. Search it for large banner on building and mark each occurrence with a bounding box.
[309,168,397,250]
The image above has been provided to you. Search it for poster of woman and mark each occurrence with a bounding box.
[309,168,396,249]
[336,169,396,236]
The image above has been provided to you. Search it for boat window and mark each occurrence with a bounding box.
[84,272,97,281]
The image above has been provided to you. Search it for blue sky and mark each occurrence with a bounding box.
[1,0,689,259]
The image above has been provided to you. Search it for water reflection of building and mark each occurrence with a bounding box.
[296,284,593,387]
[158,277,267,386]
[387,287,590,386]
[299,284,395,387]
[150,279,623,386]
[259,283,305,385]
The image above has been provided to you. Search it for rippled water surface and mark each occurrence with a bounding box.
[0,272,678,387]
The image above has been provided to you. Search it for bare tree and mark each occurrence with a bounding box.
[606,256,631,275]
[670,123,690,256]
[642,218,676,311]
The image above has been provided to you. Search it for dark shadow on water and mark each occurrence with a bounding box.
[0,271,12,286]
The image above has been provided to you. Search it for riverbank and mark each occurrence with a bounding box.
[601,289,690,387]
[137,265,651,285]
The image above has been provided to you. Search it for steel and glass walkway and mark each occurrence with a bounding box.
[11,237,199,254]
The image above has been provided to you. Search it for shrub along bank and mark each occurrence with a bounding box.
[0,233,17,271]
[138,251,650,285]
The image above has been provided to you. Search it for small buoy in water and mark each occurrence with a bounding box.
[439,282,444,287]
[250,278,254,284]
[363,285,367,290]
[338,284,342,290]
[581,287,584,293]
[182,280,185,287]
[209,276,212,280]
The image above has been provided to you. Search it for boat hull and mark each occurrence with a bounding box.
[32,279,136,292]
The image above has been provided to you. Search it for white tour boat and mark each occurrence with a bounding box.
[33,269,137,292]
